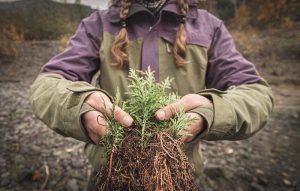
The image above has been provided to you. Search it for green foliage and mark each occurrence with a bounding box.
[102,90,125,153]
[103,68,194,151]
[124,68,176,143]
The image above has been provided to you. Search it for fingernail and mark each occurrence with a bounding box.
[122,116,133,127]
[156,110,165,120]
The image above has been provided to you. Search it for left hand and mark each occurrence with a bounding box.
[155,94,212,143]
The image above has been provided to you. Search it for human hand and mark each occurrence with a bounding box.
[155,94,212,143]
[82,92,133,144]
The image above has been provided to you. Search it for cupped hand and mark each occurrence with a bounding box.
[155,94,212,143]
[82,91,133,144]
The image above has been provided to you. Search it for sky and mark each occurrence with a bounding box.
[0,0,110,9]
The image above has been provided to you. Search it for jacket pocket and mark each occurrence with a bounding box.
[160,33,211,48]
[66,82,113,102]
[187,33,211,48]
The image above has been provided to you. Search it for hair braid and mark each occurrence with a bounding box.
[174,0,189,66]
[111,0,132,68]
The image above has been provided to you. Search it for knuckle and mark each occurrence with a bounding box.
[166,104,178,116]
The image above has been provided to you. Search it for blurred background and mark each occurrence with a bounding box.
[0,0,299,191]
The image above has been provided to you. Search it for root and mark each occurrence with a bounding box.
[105,149,114,191]
[94,129,197,191]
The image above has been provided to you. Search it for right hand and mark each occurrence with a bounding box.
[82,92,133,144]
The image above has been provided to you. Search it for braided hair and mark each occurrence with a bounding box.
[111,0,132,68]
[174,0,189,66]
[111,0,189,67]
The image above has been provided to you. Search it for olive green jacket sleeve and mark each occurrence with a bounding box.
[29,73,110,143]
[190,82,274,142]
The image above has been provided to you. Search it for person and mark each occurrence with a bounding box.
[29,0,274,189]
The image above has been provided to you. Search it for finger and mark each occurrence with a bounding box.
[86,92,133,127]
[111,106,134,127]
[155,95,198,120]
[98,101,133,127]
[155,94,212,121]
[155,101,182,121]
[178,113,203,143]
[85,92,111,112]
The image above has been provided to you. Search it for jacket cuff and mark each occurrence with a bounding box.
[62,89,97,143]
[79,103,97,144]
[62,83,112,143]
[188,104,214,140]
[196,89,235,140]
[30,74,113,144]
[187,89,235,144]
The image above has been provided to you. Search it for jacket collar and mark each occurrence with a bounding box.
[109,0,198,23]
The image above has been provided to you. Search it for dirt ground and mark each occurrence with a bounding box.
[0,26,299,191]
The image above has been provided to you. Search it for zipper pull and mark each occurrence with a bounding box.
[149,26,152,32]
[166,42,171,53]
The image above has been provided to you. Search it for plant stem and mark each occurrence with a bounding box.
[106,148,115,191]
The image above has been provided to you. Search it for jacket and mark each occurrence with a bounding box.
[29,0,274,174]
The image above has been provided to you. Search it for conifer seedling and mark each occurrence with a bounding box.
[95,68,197,191]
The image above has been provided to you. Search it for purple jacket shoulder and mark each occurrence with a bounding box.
[198,10,262,90]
